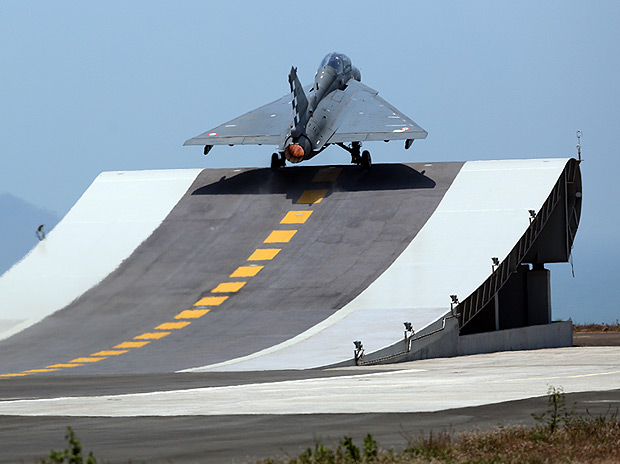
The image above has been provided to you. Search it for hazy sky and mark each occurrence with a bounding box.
[1,1,618,322]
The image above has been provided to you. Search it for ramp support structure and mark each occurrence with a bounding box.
[458,159,581,335]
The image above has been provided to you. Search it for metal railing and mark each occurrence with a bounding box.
[357,316,454,366]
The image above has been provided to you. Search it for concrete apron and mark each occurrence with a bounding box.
[0,346,617,417]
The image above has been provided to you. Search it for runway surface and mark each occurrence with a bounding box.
[2,389,620,464]
[0,347,618,463]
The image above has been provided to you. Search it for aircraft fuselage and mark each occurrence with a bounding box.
[283,52,361,163]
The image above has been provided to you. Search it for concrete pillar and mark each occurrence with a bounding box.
[497,265,529,330]
[527,267,551,325]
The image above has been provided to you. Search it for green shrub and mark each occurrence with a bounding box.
[41,427,97,464]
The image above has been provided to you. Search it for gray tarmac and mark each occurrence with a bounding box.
[1,345,619,463]
[1,388,619,464]
[0,369,386,401]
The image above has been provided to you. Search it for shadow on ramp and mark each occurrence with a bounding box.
[192,164,436,201]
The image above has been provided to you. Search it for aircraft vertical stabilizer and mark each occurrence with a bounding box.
[288,66,308,136]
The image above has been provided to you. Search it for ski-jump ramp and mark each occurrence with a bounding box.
[0,159,582,377]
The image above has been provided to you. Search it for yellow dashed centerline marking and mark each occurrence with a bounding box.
[134,332,170,340]
[248,248,281,261]
[175,309,210,319]
[230,265,263,278]
[70,357,106,363]
[194,295,228,306]
[264,230,297,243]
[1,175,329,379]
[115,341,150,348]
[22,368,59,373]
[296,189,328,204]
[155,321,191,330]
[47,364,82,368]
[211,282,246,293]
[281,211,313,224]
[312,167,342,183]
[91,350,128,356]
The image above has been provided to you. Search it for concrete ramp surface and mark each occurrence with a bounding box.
[0,159,575,377]
[0,169,202,341]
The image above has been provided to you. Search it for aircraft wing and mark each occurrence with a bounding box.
[183,93,295,147]
[326,79,428,144]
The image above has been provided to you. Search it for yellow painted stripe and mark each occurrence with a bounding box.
[194,295,229,307]
[115,341,150,348]
[134,332,170,340]
[22,368,59,373]
[281,210,313,224]
[230,265,263,278]
[155,321,191,330]
[175,309,210,319]
[211,282,246,293]
[91,350,128,356]
[248,248,281,261]
[47,364,82,368]
[0,373,30,378]
[264,230,297,243]
[70,357,106,363]
[296,189,328,204]
[312,167,342,183]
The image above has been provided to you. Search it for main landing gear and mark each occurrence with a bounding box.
[360,150,372,170]
[336,142,372,170]
[271,152,286,171]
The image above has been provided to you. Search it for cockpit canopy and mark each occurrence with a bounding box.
[319,52,352,74]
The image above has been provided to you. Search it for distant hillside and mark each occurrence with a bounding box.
[0,194,60,275]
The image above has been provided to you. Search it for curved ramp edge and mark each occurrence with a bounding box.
[187,158,571,371]
[0,169,202,341]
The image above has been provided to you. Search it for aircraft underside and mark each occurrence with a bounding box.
[271,141,372,171]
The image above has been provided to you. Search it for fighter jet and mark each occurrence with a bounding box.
[184,52,427,170]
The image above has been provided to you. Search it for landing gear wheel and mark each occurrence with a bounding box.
[351,142,362,165]
[271,153,285,171]
[270,153,279,170]
[361,150,372,170]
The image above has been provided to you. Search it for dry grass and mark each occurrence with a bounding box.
[259,388,620,464]
[573,321,620,332]
[428,418,620,463]
[260,420,620,463]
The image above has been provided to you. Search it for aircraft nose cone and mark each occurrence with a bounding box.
[285,144,305,161]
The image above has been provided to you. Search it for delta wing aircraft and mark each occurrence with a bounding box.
[184,52,428,170]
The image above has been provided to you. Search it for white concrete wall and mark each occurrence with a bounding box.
[0,169,202,341]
